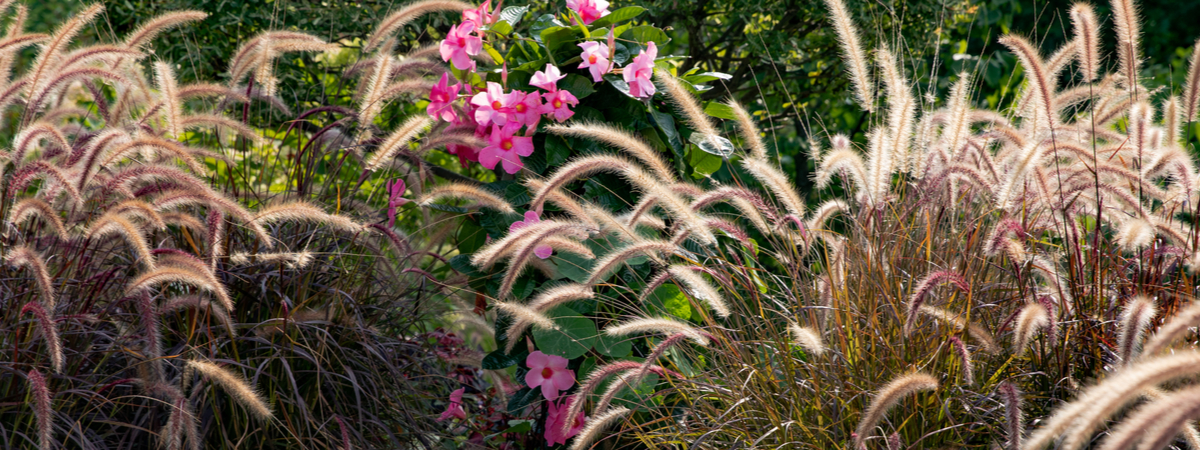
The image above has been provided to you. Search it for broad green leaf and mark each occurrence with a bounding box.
[532,305,597,359]
[530,14,564,42]
[482,348,526,370]
[587,6,645,28]
[499,6,529,26]
[683,71,733,84]
[507,387,541,414]
[490,20,513,36]
[596,333,633,357]
[483,44,504,65]
[689,132,735,158]
[703,101,738,120]
[544,135,572,167]
[689,145,724,178]
[621,26,669,46]
[552,250,592,282]
[541,26,580,53]
[647,284,691,320]
[561,73,597,99]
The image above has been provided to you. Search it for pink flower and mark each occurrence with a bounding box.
[566,0,610,25]
[480,122,534,174]
[531,64,567,91]
[510,211,553,259]
[624,42,657,98]
[427,73,461,122]
[447,143,480,168]
[542,89,578,122]
[438,387,467,421]
[440,22,482,71]
[462,0,495,28]
[544,396,587,446]
[524,351,575,401]
[577,41,611,82]
[471,82,513,126]
[508,90,545,128]
[386,179,409,228]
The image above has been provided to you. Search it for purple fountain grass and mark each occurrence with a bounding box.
[852,372,938,450]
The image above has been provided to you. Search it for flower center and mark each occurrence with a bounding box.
[541,367,553,378]
[553,99,563,108]
[492,100,503,109]
[502,140,514,150]
[588,55,598,64]
[515,104,527,113]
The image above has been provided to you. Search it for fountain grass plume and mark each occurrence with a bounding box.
[21,302,62,373]
[918,305,998,353]
[545,123,675,182]
[568,406,631,450]
[1141,298,1200,358]
[7,245,56,310]
[1014,302,1051,355]
[999,382,1023,450]
[419,182,515,213]
[9,198,68,239]
[87,212,157,270]
[364,0,473,52]
[27,369,52,450]
[852,372,939,450]
[948,336,974,385]
[789,323,826,356]
[741,157,806,218]
[667,265,730,318]
[585,241,678,284]
[364,114,432,172]
[187,360,272,420]
[605,317,710,346]
[1070,3,1100,82]
[822,0,873,112]
[1117,295,1157,365]
[1111,0,1142,92]
[252,201,365,235]
[904,270,970,336]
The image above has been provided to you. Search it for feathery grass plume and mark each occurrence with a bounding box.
[1024,352,1200,450]
[605,317,710,346]
[1163,96,1183,147]
[1000,35,1058,129]
[814,146,869,198]
[863,128,892,204]
[8,198,68,239]
[27,368,52,450]
[503,284,593,352]
[6,246,56,310]
[544,123,676,182]
[227,251,314,269]
[87,212,156,270]
[878,44,915,175]
[1070,3,1100,82]
[122,10,207,49]
[497,223,596,299]
[160,295,232,327]
[21,302,62,373]
[789,323,826,356]
[541,237,595,258]
[364,115,432,172]
[742,157,806,218]
[904,270,970,336]
[852,372,939,450]
[667,265,730,318]
[155,250,233,311]
[1111,0,1142,93]
[252,201,365,235]
[1114,218,1154,250]
[568,406,630,450]
[154,61,183,138]
[823,0,873,111]
[948,336,974,385]
[418,183,515,213]
[364,0,473,52]
[585,241,678,284]
[177,113,265,145]
[1141,299,1200,358]
[943,74,974,159]
[994,141,1043,211]
[1185,39,1200,121]
[1098,386,1200,450]
[1117,296,1157,365]
[126,266,232,311]
[522,179,596,228]
[690,186,774,234]
[13,121,71,163]
[1014,302,1050,355]
[999,382,1023,450]
[726,99,767,159]
[494,301,557,333]
[357,54,393,127]
[471,220,593,269]
[186,360,272,420]
[25,3,103,107]
[8,161,82,206]
[228,31,334,97]
[918,305,999,353]
[655,72,718,139]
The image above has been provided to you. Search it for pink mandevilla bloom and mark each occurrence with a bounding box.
[530,64,567,91]
[462,0,495,28]
[439,21,482,70]
[427,73,461,122]
[566,0,610,25]
[624,41,657,98]
[542,89,578,122]
[438,387,467,421]
[386,179,409,228]
[544,396,587,445]
[480,122,534,174]
[509,90,545,128]
[524,351,575,401]
[577,41,611,82]
[510,211,553,259]
[471,82,514,126]
[447,143,480,168]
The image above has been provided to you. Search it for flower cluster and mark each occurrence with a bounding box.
[428,0,660,175]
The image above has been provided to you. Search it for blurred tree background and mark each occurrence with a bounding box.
[39,0,1200,199]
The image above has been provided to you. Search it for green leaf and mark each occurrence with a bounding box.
[499,5,529,26]
[703,102,738,120]
[683,71,733,84]
[689,132,735,158]
[530,14,564,42]
[507,387,541,414]
[552,250,592,282]
[560,73,597,99]
[482,349,526,370]
[587,6,646,28]
[490,20,513,36]
[596,332,633,357]
[689,146,724,178]
[621,26,669,46]
[541,26,580,53]
[544,135,572,167]
[648,107,682,151]
[483,44,504,65]
[647,284,691,320]
[532,305,597,359]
